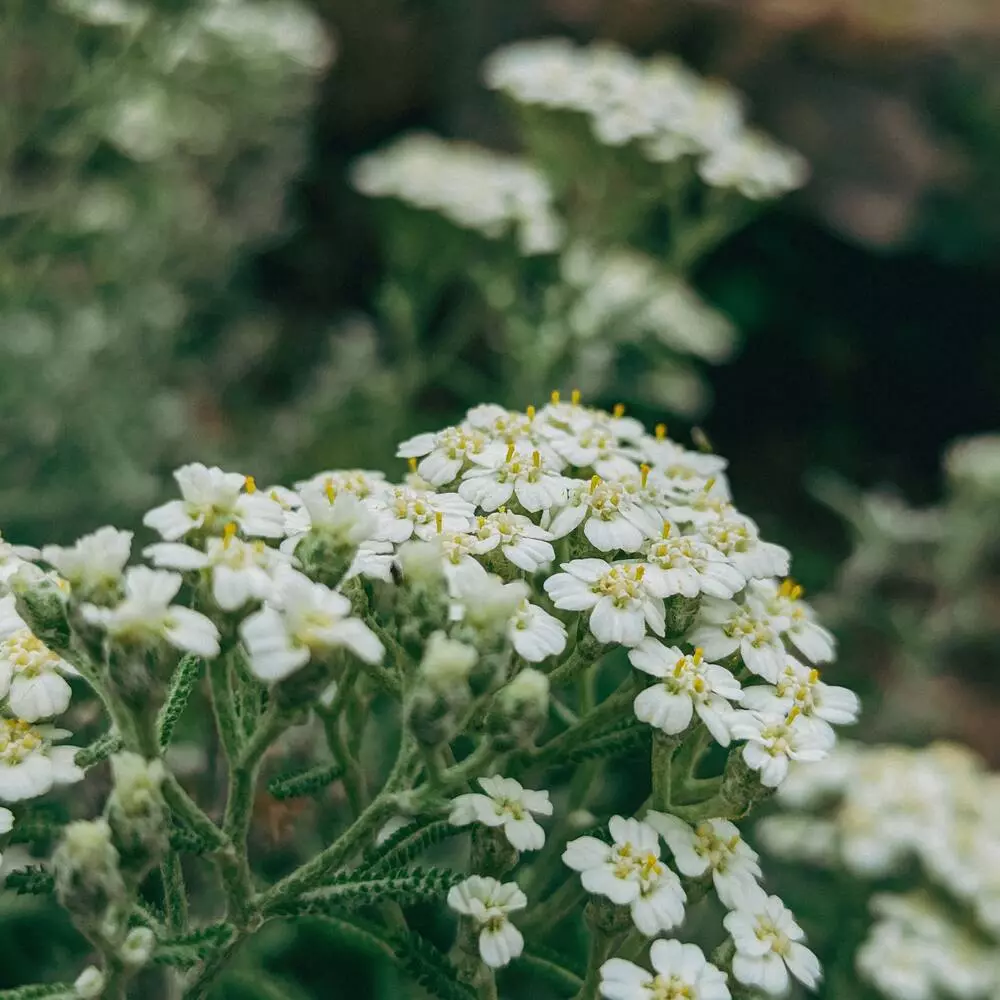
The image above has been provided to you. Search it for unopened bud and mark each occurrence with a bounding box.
[420,632,477,691]
[121,926,156,967]
[9,564,71,654]
[54,819,126,918]
[490,668,550,747]
[406,632,477,747]
[396,539,445,586]
[74,966,105,998]
[107,753,167,876]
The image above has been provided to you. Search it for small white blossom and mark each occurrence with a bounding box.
[143,464,284,540]
[724,893,821,995]
[730,708,836,787]
[239,568,382,682]
[547,419,643,480]
[0,596,74,722]
[687,596,790,682]
[370,486,475,543]
[600,939,731,1000]
[397,425,490,487]
[545,559,664,647]
[0,533,40,587]
[698,131,808,201]
[748,579,836,664]
[628,640,742,745]
[548,477,661,553]
[508,600,567,662]
[471,509,555,571]
[0,718,83,802]
[563,816,686,936]
[296,485,380,549]
[449,775,553,851]
[41,526,132,599]
[74,967,106,999]
[698,514,790,581]
[641,526,744,599]
[741,657,859,733]
[447,875,527,969]
[448,562,529,635]
[81,567,220,657]
[460,442,567,513]
[645,812,762,908]
[145,531,291,611]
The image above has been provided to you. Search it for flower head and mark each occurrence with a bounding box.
[0,718,82,802]
[41,527,132,601]
[563,816,686,936]
[450,775,553,851]
[600,939,731,1000]
[81,567,220,657]
[447,875,527,968]
[724,893,820,995]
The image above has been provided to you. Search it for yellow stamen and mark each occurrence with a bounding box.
[408,456,418,473]
[435,511,443,534]
[571,388,581,405]
[634,564,645,580]
[655,423,667,440]
[551,389,561,404]
[791,584,803,600]
[693,676,706,693]
[674,658,686,677]
[786,705,801,723]
[477,515,486,528]
[223,522,237,549]
[703,476,716,493]
[727,835,740,851]
[640,463,650,487]
[526,404,536,419]
[661,522,671,538]
[590,474,601,493]
[808,669,820,684]
[325,481,337,504]
[505,442,516,463]
[244,475,257,494]
[693,646,703,665]
[532,450,541,469]
[613,403,625,418]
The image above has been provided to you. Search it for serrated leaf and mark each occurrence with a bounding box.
[266,762,344,801]
[0,985,75,999]
[154,923,233,967]
[392,930,475,1000]
[362,819,462,876]
[168,823,215,856]
[287,867,464,915]
[565,724,650,763]
[5,867,55,895]
[520,948,585,993]
[158,654,204,749]
[74,731,122,769]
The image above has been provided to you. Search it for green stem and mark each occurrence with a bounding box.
[161,853,188,934]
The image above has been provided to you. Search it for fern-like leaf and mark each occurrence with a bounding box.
[266,762,344,801]
[362,819,462,876]
[5,867,55,895]
[74,731,122,769]
[157,654,204,749]
[286,867,464,915]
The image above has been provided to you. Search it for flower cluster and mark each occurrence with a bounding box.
[761,742,1000,1000]
[484,39,808,200]
[0,401,857,997]
[351,133,564,256]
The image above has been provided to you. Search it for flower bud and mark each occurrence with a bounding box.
[489,668,550,747]
[53,819,127,919]
[405,632,477,747]
[663,594,700,637]
[460,575,527,640]
[9,564,71,654]
[75,966,106,998]
[121,926,156,968]
[106,753,167,876]
[396,539,446,587]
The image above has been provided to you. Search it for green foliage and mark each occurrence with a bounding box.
[390,929,477,1000]
[288,867,464,915]
[362,819,462,876]
[157,654,204,749]
[154,924,234,968]
[266,762,345,801]
[4,867,55,896]
[0,986,75,1000]
[74,731,123,770]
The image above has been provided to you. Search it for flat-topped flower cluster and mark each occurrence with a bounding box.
[761,742,1000,1000]
[484,38,808,200]
[0,398,858,998]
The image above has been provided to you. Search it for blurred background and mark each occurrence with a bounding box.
[1,0,998,996]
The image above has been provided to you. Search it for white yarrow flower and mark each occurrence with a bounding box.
[748,578,836,664]
[0,596,75,722]
[471,509,556,571]
[508,600,567,662]
[143,464,284,540]
[0,718,83,802]
[447,875,527,969]
[544,559,665,647]
[563,816,686,936]
[239,568,383,682]
[449,775,552,851]
[460,443,568,513]
[741,657,859,732]
[629,639,742,744]
[548,477,660,553]
[687,596,790,682]
[41,526,132,599]
[81,567,220,657]
[724,893,821,995]
[730,707,836,787]
[645,812,762,909]
[641,527,744,599]
[600,939,731,1000]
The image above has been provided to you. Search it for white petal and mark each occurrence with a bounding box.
[9,672,73,722]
